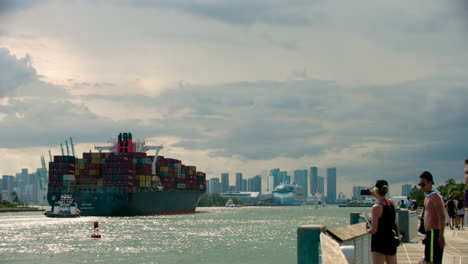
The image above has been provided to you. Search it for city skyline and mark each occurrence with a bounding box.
[203,165,436,198]
[1,162,455,204]
[1,161,444,199]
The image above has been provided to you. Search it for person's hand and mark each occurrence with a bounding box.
[368,190,377,198]
[439,235,445,248]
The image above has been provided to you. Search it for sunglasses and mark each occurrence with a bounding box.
[418,183,426,187]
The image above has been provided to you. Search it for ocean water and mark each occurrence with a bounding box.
[0,206,369,264]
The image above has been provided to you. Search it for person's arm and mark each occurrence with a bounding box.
[367,204,383,234]
[433,196,446,248]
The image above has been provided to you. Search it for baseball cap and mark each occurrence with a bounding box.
[419,171,434,184]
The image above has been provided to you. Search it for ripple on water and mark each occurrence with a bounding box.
[0,207,370,264]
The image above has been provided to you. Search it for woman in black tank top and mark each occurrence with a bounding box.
[366,179,397,264]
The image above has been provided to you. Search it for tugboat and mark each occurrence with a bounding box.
[44,194,80,217]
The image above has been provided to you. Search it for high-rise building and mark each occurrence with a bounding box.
[209,178,221,194]
[206,181,210,194]
[279,171,288,185]
[247,177,254,192]
[247,175,262,192]
[249,175,262,192]
[294,170,308,198]
[317,176,324,195]
[353,186,366,200]
[1,175,15,193]
[270,168,281,188]
[235,173,243,192]
[268,175,274,192]
[310,167,318,194]
[221,173,229,193]
[242,179,247,192]
[402,184,412,196]
[327,168,337,203]
[17,169,28,197]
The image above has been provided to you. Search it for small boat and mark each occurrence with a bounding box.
[44,194,80,217]
[225,199,236,207]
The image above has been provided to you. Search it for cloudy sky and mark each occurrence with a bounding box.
[1,0,467,196]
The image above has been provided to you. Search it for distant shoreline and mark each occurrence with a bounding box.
[0,207,46,213]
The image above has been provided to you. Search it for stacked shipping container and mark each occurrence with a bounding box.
[48,153,207,194]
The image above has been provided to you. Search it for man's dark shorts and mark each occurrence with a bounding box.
[423,229,443,264]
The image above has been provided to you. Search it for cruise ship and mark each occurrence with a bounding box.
[272,183,305,205]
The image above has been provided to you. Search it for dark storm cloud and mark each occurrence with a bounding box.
[79,78,334,159]
[75,75,468,165]
[142,77,467,165]
[174,115,327,159]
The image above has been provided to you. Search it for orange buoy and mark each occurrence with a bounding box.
[91,221,101,238]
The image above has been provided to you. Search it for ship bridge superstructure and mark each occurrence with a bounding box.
[94,132,163,175]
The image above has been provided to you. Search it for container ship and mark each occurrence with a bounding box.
[47,133,206,216]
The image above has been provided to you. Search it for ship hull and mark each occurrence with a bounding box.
[48,190,204,216]
[272,194,304,206]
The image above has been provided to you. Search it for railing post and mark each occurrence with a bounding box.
[397,209,407,242]
[398,209,419,242]
[298,225,326,264]
[350,213,360,225]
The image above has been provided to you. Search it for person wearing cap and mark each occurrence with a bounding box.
[366,179,398,264]
[418,171,445,264]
